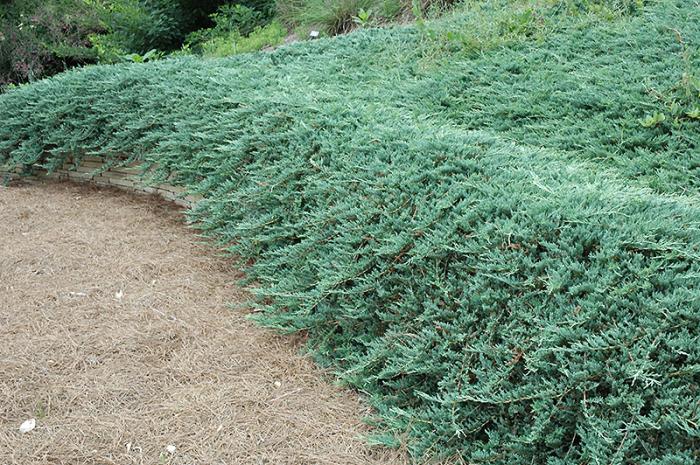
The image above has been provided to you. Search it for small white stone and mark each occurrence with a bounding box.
[19,418,36,433]
[274,381,281,388]
[166,444,176,454]
[309,30,320,39]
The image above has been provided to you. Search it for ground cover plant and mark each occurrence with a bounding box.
[1,1,699,463]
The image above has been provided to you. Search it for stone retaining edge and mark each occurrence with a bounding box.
[1,157,200,207]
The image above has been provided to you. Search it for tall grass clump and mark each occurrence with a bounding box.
[0,1,698,463]
[276,0,457,35]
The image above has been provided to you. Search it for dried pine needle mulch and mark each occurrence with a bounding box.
[0,181,409,465]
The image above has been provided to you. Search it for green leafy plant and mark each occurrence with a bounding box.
[212,3,265,36]
[122,48,162,62]
[185,3,268,54]
[199,20,286,57]
[639,111,666,128]
[352,7,372,27]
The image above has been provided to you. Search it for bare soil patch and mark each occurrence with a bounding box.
[0,182,408,465]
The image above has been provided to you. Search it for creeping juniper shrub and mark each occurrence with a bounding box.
[0,1,699,463]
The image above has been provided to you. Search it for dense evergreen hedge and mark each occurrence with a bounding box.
[1,1,698,463]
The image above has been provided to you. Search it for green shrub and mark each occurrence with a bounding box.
[185,3,270,54]
[235,0,277,17]
[97,0,280,60]
[89,0,187,59]
[209,3,266,36]
[199,20,286,56]
[90,0,233,61]
[0,0,101,87]
[0,1,698,463]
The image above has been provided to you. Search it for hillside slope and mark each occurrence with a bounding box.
[1,1,699,463]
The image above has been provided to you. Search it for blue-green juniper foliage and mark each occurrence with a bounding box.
[0,1,698,463]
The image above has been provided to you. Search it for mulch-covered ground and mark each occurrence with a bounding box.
[0,181,407,465]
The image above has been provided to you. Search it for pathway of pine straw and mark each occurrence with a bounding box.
[0,181,408,465]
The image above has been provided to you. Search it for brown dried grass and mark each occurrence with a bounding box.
[0,181,410,465]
